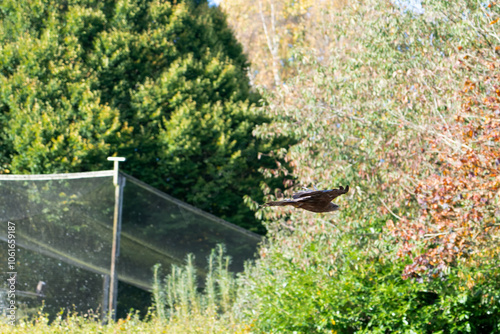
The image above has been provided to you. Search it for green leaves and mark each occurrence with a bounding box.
[231,0,500,332]
[0,0,287,231]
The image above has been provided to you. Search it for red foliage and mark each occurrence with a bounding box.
[389,54,500,280]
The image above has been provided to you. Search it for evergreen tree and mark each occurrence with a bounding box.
[0,0,291,232]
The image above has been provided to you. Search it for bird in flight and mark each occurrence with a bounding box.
[261,185,349,213]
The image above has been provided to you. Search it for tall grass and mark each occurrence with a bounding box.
[151,244,243,332]
[1,245,250,333]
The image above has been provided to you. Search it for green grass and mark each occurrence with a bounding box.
[1,312,249,334]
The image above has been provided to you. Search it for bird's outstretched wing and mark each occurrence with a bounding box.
[292,185,349,201]
[261,198,309,208]
[261,185,349,213]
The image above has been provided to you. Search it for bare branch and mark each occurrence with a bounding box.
[380,198,402,220]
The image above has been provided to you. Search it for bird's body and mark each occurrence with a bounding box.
[262,186,349,213]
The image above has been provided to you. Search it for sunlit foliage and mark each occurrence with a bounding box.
[0,0,292,231]
[390,49,500,281]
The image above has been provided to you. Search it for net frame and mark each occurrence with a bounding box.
[0,169,261,320]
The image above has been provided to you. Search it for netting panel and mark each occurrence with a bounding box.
[0,175,115,319]
[118,174,261,289]
[0,176,115,273]
[0,170,261,318]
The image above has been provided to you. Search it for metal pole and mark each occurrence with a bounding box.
[107,157,126,321]
[101,274,110,323]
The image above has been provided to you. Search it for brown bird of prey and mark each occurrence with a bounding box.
[261,185,349,213]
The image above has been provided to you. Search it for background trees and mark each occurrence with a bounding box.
[0,0,292,232]
[1,0,499,332]
[221,0,346,89]
[390,38,500,281]
[227,0,500,332]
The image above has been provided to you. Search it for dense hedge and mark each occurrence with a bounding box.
[0,0,292,232]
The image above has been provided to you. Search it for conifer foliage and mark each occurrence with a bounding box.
[0,0,289,231]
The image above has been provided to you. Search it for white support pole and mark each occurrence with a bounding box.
[107,157,126,321]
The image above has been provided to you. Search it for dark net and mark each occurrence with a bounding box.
[0,172,115,320]
[0,171,260,319]
[119,174,261,288]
